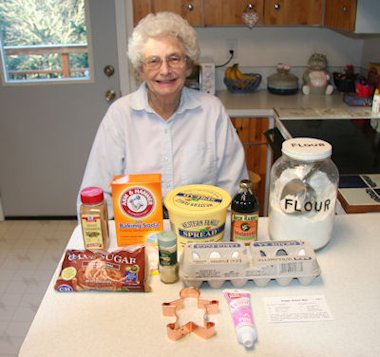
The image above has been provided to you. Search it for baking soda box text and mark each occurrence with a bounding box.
[112,174,163,246]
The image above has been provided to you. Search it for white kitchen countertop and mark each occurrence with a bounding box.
[217,90,374,119]
[20,214,380,357]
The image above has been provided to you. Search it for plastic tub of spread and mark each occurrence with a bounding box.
[164,184,231,253]
[179,240,321,288]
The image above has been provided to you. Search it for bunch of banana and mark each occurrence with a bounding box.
[225,63,259,82]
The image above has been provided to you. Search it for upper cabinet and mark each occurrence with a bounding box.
[203,0,264,27]
[264,0,322,26]
[133,0,203,26]
[133,0,380,34]
[133,0,318,27]
[324,0,357,32]
[324,0,380,34]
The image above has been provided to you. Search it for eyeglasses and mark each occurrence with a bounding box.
[142,54,187,70]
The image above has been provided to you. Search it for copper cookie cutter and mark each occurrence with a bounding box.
[162,287,219,340]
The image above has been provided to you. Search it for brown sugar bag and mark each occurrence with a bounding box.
[55,246,151,292]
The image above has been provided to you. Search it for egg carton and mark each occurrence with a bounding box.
[179,240,321,288]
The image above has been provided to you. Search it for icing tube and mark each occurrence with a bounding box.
[223,289,257,348]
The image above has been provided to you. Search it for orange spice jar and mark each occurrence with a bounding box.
[80,187,109,250]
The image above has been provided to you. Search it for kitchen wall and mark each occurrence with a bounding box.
[193,26,377,91]
[362,37,380,68]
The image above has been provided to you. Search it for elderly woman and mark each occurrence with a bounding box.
[78,12,248,217]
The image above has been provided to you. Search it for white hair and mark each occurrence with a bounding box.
[127,12,200,70]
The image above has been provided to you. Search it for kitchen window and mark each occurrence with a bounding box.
[0,0,93,84]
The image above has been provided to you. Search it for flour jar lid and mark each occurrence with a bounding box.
[282,137,332,161]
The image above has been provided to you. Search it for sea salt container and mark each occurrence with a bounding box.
[268,138,339,250]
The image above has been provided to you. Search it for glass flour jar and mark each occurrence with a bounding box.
[268,138,339,250]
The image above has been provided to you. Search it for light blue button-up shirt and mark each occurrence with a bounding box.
[78,83,248,217]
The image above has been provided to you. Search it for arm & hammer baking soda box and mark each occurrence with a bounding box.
[111,174,163,246]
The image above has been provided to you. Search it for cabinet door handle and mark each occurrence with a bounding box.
[243,3,260,28]
[274,3,281,11]
[187,3,194,11]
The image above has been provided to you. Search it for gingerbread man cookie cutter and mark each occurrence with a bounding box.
[162,287,219,340]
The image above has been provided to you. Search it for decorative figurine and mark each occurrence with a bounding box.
[302,53,334,95]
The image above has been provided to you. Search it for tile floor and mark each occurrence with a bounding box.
[0,220,77,356]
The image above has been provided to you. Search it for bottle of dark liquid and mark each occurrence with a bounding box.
[231,179,259,244]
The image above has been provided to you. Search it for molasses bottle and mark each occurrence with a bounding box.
[231,179,259,244]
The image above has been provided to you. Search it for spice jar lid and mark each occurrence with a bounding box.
[282,137,332,161]
[80,186,104,204]
[157,231,177,248]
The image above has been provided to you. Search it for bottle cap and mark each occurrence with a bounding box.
[282,137,332,161]
[80,187,104,205]
[157,231,177,248]
[238,326,257,348]
[240,179,253,189]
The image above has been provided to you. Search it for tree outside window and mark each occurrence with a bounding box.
[0,0,90,83]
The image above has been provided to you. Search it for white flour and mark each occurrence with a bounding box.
[268,166,337,250]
